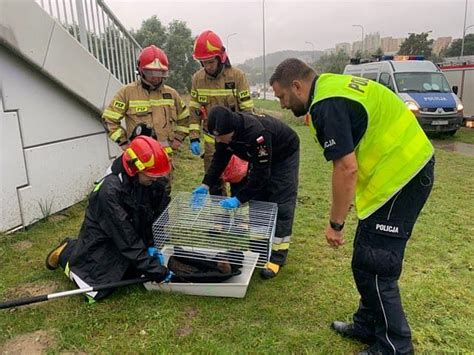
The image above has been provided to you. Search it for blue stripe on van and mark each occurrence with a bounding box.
[408,93,456,109]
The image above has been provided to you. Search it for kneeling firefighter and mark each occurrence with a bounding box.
[191,106,300,279]
[45,136,173,302]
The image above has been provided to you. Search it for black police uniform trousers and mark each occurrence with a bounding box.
[351,156,435,354]
[253,149,299,266]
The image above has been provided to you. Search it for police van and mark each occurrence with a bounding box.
[343,56,464,135]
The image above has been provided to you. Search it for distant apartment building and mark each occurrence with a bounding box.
[351,33,383,55]
[324,48,336,55]
[335,42,351,54]
[365,32,381,53]
[380,37,405,54]
[432,37,452,54]
[352,40,363,55]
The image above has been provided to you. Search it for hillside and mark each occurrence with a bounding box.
[236,49,323,85]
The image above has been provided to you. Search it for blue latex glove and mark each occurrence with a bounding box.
[162,270,174,283]
[191,185,209,209]
[220,196,241,210]
[192,185,208,195]
[190,141,201,156]
[147,247,174,283]
[147,247,165,265]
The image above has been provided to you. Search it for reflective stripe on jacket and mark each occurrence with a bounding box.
[102,81,190,145]
[189,66,254,140]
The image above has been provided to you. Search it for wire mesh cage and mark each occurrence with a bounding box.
[152,192,278,268]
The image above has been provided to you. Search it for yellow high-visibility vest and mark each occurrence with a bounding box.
[309,73,434,219]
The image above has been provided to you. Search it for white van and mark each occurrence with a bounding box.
[343,56,464,135]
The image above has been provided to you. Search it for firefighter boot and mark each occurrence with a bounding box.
[45,238,70,270]
[260,262,280,279]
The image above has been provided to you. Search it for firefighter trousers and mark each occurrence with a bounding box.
[351,156,434,354]
[253,149,299,266]
[204,141,227,196]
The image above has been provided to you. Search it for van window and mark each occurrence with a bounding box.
[362,72,378,81]
[379,72,394,90]
[394,72,451,93]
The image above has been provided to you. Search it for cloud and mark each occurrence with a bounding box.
[107,0,470,64]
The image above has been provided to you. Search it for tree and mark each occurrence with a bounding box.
[132,16,166,48]
[315,51,350,74]
[373,47,384,58]
[397,32,433,58]
[444,34,474,57]
[131,16,198,92]
[163,20,199,93]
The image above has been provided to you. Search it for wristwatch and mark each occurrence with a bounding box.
[330,220,345,231]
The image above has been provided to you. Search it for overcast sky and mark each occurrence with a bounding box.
[106,0,472,64]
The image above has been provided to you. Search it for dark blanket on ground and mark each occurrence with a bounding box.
[168,247,244,283]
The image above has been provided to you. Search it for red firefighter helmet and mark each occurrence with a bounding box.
[193,30,228,63]
[137,45,169,78]
[122,136,171,177]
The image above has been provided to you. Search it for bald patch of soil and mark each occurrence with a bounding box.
[11,241,33,251]
[0,330,56,354]
[175,307,200,337]
[4,281,59,310]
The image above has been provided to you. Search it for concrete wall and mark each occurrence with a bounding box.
[0,0,123,232]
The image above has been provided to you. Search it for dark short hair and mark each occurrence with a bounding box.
[269,58,316,87]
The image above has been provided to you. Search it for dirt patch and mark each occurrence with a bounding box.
[60,352,87,355]
[11,240,33,251]
[1,330,56,354]
[47,214,68,223]
[256,108,284,120]
[175,307,199,338]
[4,281,59,309]
[176,326,193,337]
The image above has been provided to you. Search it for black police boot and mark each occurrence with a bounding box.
[331,321,375,345]
[357,344,383,355]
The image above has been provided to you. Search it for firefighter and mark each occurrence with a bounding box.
[192,106,300,279]
[45,136,172,301]
[102,45,191,155]
[101,45,191,211]
[189,30,254,196]
[270,58,435,354]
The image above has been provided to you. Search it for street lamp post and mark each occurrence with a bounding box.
[226,32,237,53]
[305,41,315,63]
[352,24,365,54]
[262,0,266,100]
[460,0,469,57]
[461,24,474,57]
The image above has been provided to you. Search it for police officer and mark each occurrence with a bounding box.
[270,58,434,355]
[45,136,172,301]
[192,106,300,279]
[189,30,254,196]
[102,45,191,155]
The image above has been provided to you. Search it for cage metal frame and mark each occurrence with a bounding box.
[152,192,278,268]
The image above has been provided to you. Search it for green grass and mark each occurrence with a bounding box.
[1,105,473,353]
[451,127,474,144]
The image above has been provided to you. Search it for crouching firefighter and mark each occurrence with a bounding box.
[191,106,300,279]
[45,136,173,302]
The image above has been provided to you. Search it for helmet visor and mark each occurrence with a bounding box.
[142,69,168,78]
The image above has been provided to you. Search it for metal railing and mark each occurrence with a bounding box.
[36,0,141,84]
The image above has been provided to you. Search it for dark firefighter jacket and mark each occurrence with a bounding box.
[203,112,299,203]
[68,157,168,285]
